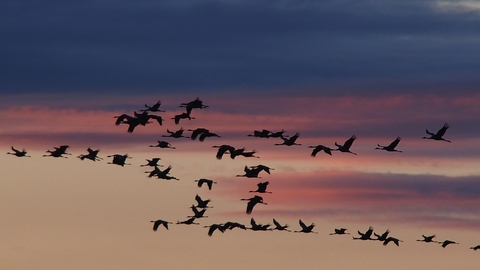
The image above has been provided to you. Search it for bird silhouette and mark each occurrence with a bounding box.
[236,165,273,178]
[204,224,225,236]
[140,158,162,167]
[333,135,357,155]
[151,219,172,231]
[177,217,200,225]
[439,240,459,248]
[222,221,247,230]
[247,129,271,138]
[149,140,175,149]
[249,218,271,231]
[375,137,402,152]
[383,237,403,246]
[43,145,70,158]
[107,154,131,166]
[249,181,272,193]
[212,145,236,160]
[172,112,195,125]
[423,123,451,142]
[142,101,165,112]
[374,230,390,241]
[188,205,208,218]
[194,178,217,190]
[195,194,212,208]
[239,149,259,158]
[353,226,374,240]
[470,245,480,250]
[309,145,333,156]
[162,128,189,138]
[417,234,437,243]
[7,146,31,157]
[77,147,102,161]
[115,111,163,132]
[268,130,286,138]
[180,97,209,114]
[272,219,290,231]
[188,128,220,141]
[241,195,267,214]
[330,228,349,235]
[146,165,179,180]
[294,219,317,233]
[275,132,301,146]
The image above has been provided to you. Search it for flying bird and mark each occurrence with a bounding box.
[439,240,459,248]
[272,219,290,231]
[204,224,225,236]
[417,234,437,243]
[374,230,390,241]
[353,226,374,240]
[172,112,194,125]
[470,245,480,251]
[146,165,179,180]
[180,97,209,114]
[294,219,317,233]
[330,228,349,235]
[247,129,271,138]
[212,145,236,160]
[236,165,273,178]
[375,137,402,152]
[188,205,208,218]
[151,219,172,231]
[149,140,175,149]
[383,237,403,246]
[43,145,70,158]
[140,158,162,167]
[195,194,212,208]
[308,145,333,156]
[222,221,247,230]
[333,135,357,155]
[241,195,267,214]
[194,178,217,190]
[249,181,272,193]
[77,147,102,161]
[423,122,451,142]
[177,217,200,225]
[107,154,131,166]
[142,100,165,112]
[275,132,301,146]
[249,218,271,231]
[7,146,31,157]
[162,128,189,138]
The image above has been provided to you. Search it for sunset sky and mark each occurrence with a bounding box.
[1,1,480,269]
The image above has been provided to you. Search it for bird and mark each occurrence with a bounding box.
[162,128,189,138]
[236,165,273,178]
[249,181,272,193]
[149,140,175,149]
[383,237,403,246]
[275,132,301,146]
[239,150,259,158]
[195,194,212,208]
[7,146,31,157]
[470,245,480,250]
[107,154,131,166]
[188,128,210,140]
[77,147,102,161]
[249,218,271,231]
[333,135,357,155]
[241,195,267,214]
[180,97,209,114]
[294,219,317,233]
[330,228,349,235]
[140,158,162,167]
[177,217,200,225]
[272,219,290,231]
[115,111,163,132]
[172,112,195,125]
[222,221,247,230]
[353,226,374,240]
[308,145,333,156]
[212,145,236,160]
[247,129,271,138]
[194,178,217,190]
[268,130,286,138]
[43,145,70,158]
[142,100,165,112]
[151,219,172,231]
[146,165,179,180]
[375,137,402,152]
[439,240,459,248]
[417,234,437,243]
[188,205,208,218]
[374,230,390,241]
[204,224,225,236]
[198,131,221,142]
[423,122,451,142]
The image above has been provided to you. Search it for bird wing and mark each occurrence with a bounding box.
[299,219,307,230]
[387,137,401,149]
[343,135,356,150]
[436,123,449,137]
[246,201,256,214]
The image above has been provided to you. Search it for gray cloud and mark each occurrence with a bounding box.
[1,0,479,95]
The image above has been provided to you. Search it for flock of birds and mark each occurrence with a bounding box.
[6,98,479,251]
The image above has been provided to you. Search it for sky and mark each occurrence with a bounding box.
[1,0,480,269]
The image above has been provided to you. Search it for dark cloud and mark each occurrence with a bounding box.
[1,0,479,95]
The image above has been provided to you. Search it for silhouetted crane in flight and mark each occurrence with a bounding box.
[249,181,272,193]
[423,122,451,142]
[241,195,267,214]
[275,132,301,146]
[236,165,273,178]
[309,145,333,156]
[194,178,217,190]
[353,226,374,240]
[333,135,357,155]
[162,128,189,138]
[180,97,209,114]
[78,147,102,161]
[272,219,290,231]
[177,217,200,225]
[204,224,225,236]
[188,205,208,218]
[330,228,349,235]
[248,129,271,138]
[383,237,403,246]
[416,234,437,243]
[7,146,30,157]
[115,111,163,133]
[239,149,259,158]
[375,137,402,152]
[140,158,162,167]
[195,194,212,208]
[439,240,459,248]
[268,130,286,138]
[149,140,175,149]
[249,218,271,231]
[107,154,131,166]
[43,145,70,158]
[222,221,247,230]
[142,101,165,112]
[470,245,480,250]
[374,230,390,241]
[151,219,172,231]
[294,219,317,233]
[172,112,194,125]
[147,165,179,180]
[189,128,210,140]
[212,145,236,160]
